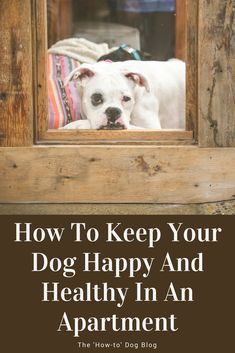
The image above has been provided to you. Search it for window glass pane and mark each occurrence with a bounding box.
[47,0,186,131]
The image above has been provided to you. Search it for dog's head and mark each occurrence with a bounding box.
[64,62,150,130]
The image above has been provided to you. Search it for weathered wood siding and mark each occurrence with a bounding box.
[0,1,235,207]
[0,146,235,204]
[186,0,198,139]
[0,0,33,146]
[199,0,235,147]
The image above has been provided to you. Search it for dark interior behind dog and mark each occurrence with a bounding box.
[98,44,152,62]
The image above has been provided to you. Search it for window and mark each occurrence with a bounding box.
[34,0,196,144]
[0,0,234,205]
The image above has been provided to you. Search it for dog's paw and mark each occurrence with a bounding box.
[60,120,91,129]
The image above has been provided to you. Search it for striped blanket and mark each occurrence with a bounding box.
[48,38,117,128]
[48,54,81,129]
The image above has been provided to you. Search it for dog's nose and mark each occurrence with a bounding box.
[105,107,122,122]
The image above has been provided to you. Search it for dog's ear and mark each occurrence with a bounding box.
[64,66,95,87]
[124,72,150,93]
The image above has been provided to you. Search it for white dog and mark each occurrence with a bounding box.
[61,60,185,130]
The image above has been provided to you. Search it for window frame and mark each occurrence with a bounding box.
[0,0,234,205]
[33,0,197,145]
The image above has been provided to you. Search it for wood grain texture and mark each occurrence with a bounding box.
[199,0,235,147]
[39,129,194,145]
[0,0,33,146]
[186,0,198,139]
[33,0,48,142]
[176,0,186,61]
[1,201,235,215]
[0,146,235,204]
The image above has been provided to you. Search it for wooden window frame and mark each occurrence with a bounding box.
[34,0,196,145]
[0,0,234,205]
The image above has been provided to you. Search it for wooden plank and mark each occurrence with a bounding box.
[186,0,198,140]
[1,201,235,215]
[33,0,48,141]
[198,0,235,147]
[39,129,193,145]
[0,146,235,204]
[0,0,33,146]
[176,0,186,60]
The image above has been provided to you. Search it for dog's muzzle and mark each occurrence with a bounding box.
[99,107,126,130]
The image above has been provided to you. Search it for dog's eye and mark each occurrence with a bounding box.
[91,93,104,106]
[122,96,131,102]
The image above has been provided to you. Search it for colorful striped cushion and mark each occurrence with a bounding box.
[48,54,81,129]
